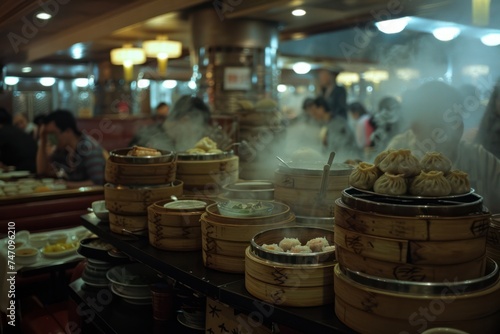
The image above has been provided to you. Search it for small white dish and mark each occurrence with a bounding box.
[16,247,39,265]
[48,233,68,245]
[30,234,49,248]
[92,200,109,221]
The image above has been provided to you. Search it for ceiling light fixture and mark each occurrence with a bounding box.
[292,9,306,16]
[35,12,52,20]
[472,0,490,26]
[162,80,177,89]
[110,44,146,82]
[74,78,89,88]
[337,72,360,86]
[40,77,56,87]
[375,17,410,34]
[21,67,32,73]
[481,33,500,46]
[143,36,182,76]
[4,77,19,86]
[432,26,461,41]
[292,62,311,74]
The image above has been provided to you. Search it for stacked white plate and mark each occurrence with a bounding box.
[81,259,114,287]
[106,263,159,305]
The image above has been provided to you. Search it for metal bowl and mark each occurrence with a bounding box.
[250,226,336,265]
[109,148,176,164]
[177,150,234,161]
[339,258,499,294]
[341,187,485,217]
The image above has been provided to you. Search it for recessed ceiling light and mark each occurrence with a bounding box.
[375,17,410,34]
[292,9,306,16]
[481,33,500,46]
[432,26,461,41]
[36,12,52,20]
[21,67,32,73]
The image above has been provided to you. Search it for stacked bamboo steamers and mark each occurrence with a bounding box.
[333,150,500,334]
[104,147,182,235]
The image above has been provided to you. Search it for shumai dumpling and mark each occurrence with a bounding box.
[378,149,421,177]
[420,152,452,174]
[409,171,451,197]
[208,148,223,154]
[373,173,407,196]
[348,162,381,190]
[446,170,471,195]
[194,137,217,151]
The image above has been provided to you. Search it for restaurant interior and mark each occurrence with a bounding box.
[1,0,500,333]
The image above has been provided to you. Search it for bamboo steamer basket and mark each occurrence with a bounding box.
[334,262,500,334]
[244,226,336,307]
[104,181,183,204]
[219,180,274,201]
[336,245,487,282]
[295,216,335,230]
[487,214,500,265]
[105,159,177,185]
[334,224,487,265]
[273,162,351,217]
[176,154,239,190]
[147,197,215,251]
[109,212,147,235]
[200,203,295,273]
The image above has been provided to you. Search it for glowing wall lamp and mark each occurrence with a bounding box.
[110,44,146,82]
[143,36,182,76]
[336,72,360,87]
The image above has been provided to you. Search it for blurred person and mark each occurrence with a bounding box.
[129,102,170,147]
[154,102,169,121]
[37,109,106,187]
[347,102,373,158]
[0,108,38,173]
[475,80,500,158]
[317,68,347,119]
[460,83,486,142]
[33,113,47,141]
[13,112,37,139]
[387,81,500,213]
[369,96,402,156]
[310,96,359,161]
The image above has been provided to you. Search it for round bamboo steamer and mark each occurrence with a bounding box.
[204,201,292,225]
[335,296,500,334]
[336,245,487,282]
[147,197,215,226]
[202,235,249,257]
[104,181,183,203]
[334,263,500,334]
[334,224,487,265]
[148,222,201,239]
[245,262,334,307]
[148,233,201,251]
[176,155,239,174]
[200,213,296,242]
[202,250,245,273]
[335,199,491,241]
[295,216,335,230]
[106,200,151,216]
[105,159,176,185]
[109,212,147,231]
[176,170,239,189]
[287,202,335,217]
[274,185,342,206]
[245,246,334,287]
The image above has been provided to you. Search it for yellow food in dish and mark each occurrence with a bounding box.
[43,242,77,253]
[187,137,222,154]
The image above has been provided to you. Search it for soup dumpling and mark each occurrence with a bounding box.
[348,162,381,190]
[446,170,470,195]
[378,149,421,177]
[373,173,407,196]
[409,171,451,197]
[420,152,452,174]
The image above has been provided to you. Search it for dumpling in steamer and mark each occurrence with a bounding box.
[306,237,329,252]
[420,152,452,174]
[348,162,381,190]
[373,173,407,196]
[409,171,451,197]
[278,237,301,252]
[374,149,396,167]
[194,137,217,151]
[446,170,471,195]
[378,149,421,177]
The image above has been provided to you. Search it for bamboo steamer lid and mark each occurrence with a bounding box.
[334,224,487,265]
[336,245,487,282]
[335,199,491,241]
[104,181,183,203]
[334,262,500,333]
[176,155,239,174]
[105,159,177,185]
[204,201,292,225]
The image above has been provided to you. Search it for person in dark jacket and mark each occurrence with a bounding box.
[0,108,38,173]
[317,68,348,119]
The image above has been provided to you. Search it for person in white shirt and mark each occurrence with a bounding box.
[387,81,500,213]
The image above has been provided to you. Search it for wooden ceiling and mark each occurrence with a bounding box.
[1,0,498,76]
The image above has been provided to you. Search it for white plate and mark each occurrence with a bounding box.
[110,284,152,304]
[41,247,77,258]
[106,263,159,287]
[177,313,204,331]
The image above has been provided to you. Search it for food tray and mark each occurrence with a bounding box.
[341,187,485,216]
[109,148,175,164]
[250,226,335,265]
